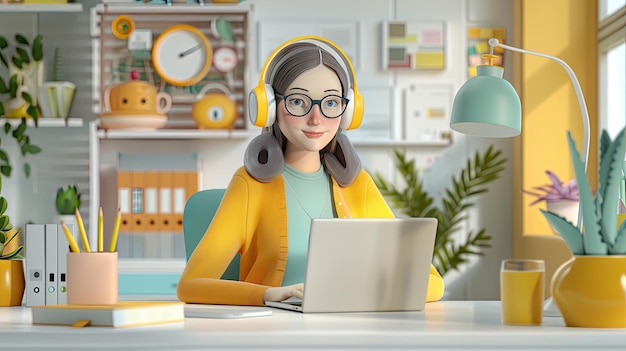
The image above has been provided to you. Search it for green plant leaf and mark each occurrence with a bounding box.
[23,163,30,178]
[0,215,8,229]
[0,77,7,94]
[11,54,22,70]
[0,36,7,49]
[0,150,8,163]
[598,127,626,245]
[0,51,7,69]
[0,198,6,215]
[32,34,44,61]
[610,220,626,254]
[16,47,29,64]
[15,34,29,45]
[566,131,604,254]
[0,166,11,178]
[541,209,584,254]
[9,75,18,98]
[1,245,24,259]
[3,122,10,134]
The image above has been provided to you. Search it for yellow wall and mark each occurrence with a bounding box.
[514,0,598,253]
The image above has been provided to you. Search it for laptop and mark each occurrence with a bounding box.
[265,217,438,313]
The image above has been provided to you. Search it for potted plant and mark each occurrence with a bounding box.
[55,184,80,224]
[542,126,626,328]
[0,33,44,178]
[0,173,26,307]
[374,145,507,277]
[523,170,579,232]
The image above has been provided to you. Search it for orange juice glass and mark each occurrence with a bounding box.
[500,259,544,325]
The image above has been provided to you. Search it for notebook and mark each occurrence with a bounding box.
[31,301,185,328]
[265,217,438,313]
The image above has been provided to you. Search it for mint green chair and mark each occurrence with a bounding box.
[182,188,240,280]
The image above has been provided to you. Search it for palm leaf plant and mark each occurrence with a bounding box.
[373,145,507,276]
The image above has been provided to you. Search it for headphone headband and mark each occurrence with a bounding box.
[249,36,363,130]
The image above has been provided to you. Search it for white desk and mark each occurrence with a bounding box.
[1,301,624,350]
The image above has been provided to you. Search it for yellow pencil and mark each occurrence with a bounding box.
[75,208,91,253]
[98,207,104,252]
[109,208,121,252]
[60,221,81,253]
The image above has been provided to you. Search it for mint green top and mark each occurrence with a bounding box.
[281,164,334,286]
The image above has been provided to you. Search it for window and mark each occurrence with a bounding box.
[598,2,625,139]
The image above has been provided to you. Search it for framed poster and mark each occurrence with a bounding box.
[382,21,445,70]
[467,26,506,77]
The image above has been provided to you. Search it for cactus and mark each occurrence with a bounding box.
[55,185,81,215]
[541,126,626,255]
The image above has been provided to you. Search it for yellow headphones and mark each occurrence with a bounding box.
[248,36,363,130]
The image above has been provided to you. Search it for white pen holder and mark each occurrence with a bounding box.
[67,252,118,305]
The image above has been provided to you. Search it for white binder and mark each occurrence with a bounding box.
[44,224,58,305]
[25,224,46,307]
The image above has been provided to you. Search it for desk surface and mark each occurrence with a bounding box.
[1,301,625,350]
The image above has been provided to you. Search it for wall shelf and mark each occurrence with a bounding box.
[1,117,84,127]
[0,3,83,12]
[96,128,257,140]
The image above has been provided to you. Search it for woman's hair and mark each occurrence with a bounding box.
[244,42,362,186]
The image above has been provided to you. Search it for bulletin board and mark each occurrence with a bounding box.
[382,21,446,71]
[467,26,506,77]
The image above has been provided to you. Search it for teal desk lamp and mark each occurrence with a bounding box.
[449,38,592,316]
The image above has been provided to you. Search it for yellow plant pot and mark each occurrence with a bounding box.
[551,256,626,328]
[0,260,25,307]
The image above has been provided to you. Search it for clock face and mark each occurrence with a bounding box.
[213,46,238,73]
[152,25,213,86]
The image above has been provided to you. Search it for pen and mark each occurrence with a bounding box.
[98,207,103,252]
[60,220,81,253]
[109,208,121,252]
[75,208,91,253]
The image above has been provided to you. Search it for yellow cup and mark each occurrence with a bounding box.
[500,259,544,325]
[67,252,118,305]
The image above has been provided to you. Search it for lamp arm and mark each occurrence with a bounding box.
[488,38,590,173]
[489,38,590,230]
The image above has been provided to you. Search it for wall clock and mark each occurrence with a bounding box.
[152,24,213,86]
[213,46,238,73]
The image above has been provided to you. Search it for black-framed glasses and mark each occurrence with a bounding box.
[276,93,350,118]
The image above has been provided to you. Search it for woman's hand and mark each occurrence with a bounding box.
[263,283,304,302]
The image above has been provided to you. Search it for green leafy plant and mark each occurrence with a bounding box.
[0,33,44,178]
[373,146,507,276]
[542,127,626,255]
[55,185,81,215]
[0,173,24,259]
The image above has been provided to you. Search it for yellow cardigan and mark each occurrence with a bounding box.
[177,166,445,305]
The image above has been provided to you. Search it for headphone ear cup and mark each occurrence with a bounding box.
[248,84,276,128]
[340,88,363,130]
[244,131,285,183]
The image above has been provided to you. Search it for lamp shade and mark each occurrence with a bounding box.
[450,65,522,138]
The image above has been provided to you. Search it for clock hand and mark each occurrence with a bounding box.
[179,45,201,58]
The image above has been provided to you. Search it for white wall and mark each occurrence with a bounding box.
[1,0,514,300]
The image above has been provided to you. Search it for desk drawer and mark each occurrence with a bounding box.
[118,273,180,296]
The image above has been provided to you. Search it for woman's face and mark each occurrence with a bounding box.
[277,64,343,156]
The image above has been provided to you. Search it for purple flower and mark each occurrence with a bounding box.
[523,170,579,206]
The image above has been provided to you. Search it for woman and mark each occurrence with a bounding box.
[177,37,444,305]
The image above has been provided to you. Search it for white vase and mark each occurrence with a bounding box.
[545,200,580,234]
